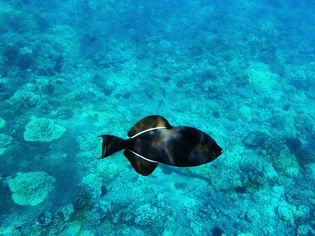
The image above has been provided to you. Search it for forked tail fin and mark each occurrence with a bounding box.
[98,135,125,158]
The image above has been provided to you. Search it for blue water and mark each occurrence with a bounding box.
[0,0,314,235]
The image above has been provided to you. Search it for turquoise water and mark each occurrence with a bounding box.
[0,0,314,235]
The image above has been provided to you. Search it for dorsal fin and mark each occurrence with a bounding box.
[123,150,158,176]
[127,115,172,138]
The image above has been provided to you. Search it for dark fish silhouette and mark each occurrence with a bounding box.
[98,115,223,176]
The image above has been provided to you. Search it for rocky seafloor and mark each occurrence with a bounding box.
[0,0,314,235]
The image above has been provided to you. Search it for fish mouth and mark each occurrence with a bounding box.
[214,148,223,158]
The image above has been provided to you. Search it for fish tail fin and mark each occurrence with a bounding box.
[98,135,125,158]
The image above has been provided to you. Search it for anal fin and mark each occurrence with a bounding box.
[123,150,158,176]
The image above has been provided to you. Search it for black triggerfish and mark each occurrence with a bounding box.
[98,115,223,176]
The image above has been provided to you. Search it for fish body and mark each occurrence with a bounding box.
[99,115,223,176]
[129,126,221,167]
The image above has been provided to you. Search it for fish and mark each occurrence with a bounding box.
[98,115,223,176]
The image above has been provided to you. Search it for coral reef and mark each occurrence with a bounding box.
[23,116,65,142]
[134,203,158,226]
[8,171,55,206]
[73,174,102,211]
[246,62,280,98]
[6,90,41,114]
[0,117,6,128]
[0,133,12,147]
[272,147,300,178]
[0,133,12,156]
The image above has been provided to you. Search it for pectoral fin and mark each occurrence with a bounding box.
[123,150,158,176]
[128,115,172,137]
